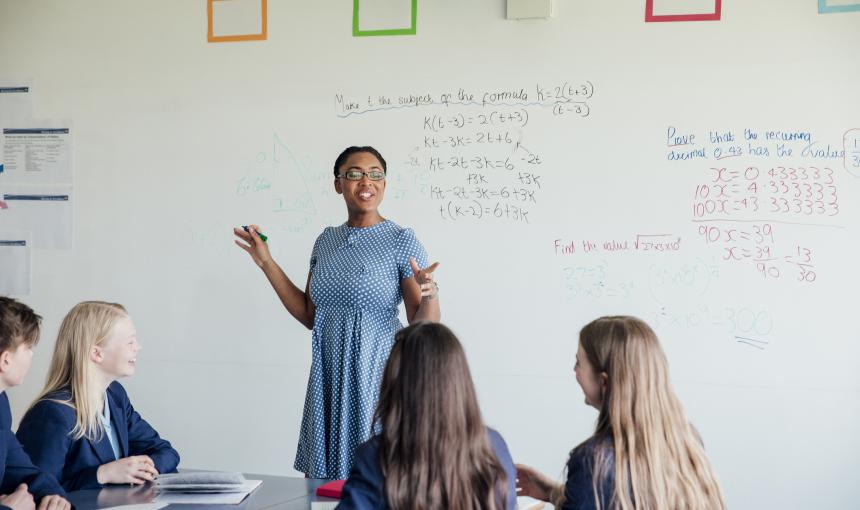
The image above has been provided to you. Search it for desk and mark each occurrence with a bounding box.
[67,475,339,510]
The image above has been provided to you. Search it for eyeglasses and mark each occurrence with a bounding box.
[339,169,386,181]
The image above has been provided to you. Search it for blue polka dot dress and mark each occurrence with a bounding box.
[294,219,429,479]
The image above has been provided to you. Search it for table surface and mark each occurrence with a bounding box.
[67,474,338,510]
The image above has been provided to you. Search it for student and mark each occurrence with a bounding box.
[338,322,516,510]
[0,297,70,510]
[516,316,725,510]
[16,301,179,492]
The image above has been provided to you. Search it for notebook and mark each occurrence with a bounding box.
[315,479,346,498]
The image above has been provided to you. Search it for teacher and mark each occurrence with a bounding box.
[234,146,441,479]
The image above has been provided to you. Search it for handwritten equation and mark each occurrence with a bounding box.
[336,81,595,224]
[561,259,636,300]
[557,255,770,347]
[423,110,530,131]
[651,304,773,350]
[671,126,851,284]
[692,165,840,220]
[696,223,817,282]
[689,161,839,283]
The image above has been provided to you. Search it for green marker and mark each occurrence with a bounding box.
[242,225,268,242]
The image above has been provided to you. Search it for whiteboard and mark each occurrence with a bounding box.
[1,1,858,508]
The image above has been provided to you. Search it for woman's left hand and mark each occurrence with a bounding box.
[409,258,439,299]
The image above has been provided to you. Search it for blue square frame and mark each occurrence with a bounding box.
[819,0,860,14]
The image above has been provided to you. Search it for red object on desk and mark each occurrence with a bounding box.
[316,479,346,498]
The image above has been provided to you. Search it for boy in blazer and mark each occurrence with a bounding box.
[0,297,70,510]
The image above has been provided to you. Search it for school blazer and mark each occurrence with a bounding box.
[338,428,518,510]
[561,436,614,510]
[15,381,179,492]
[0,392,66,509]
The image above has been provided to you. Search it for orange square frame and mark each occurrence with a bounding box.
[207,0,267,43]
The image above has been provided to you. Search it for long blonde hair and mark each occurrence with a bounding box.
[575,316,725,510]
[33,301,128,441]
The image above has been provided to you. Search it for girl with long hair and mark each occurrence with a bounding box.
[338,322,516,510]
[517,316,725,510]
[16,301,179,492]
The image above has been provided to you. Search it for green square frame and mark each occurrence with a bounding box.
[353,0,417,36]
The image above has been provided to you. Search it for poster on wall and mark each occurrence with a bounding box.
[0,80,32,124]
[0,122,73,184]
[0,184,73,249]
[0,80,34,175]
[0,232,31,295]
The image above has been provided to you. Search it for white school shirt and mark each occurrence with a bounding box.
[99,392,122,461]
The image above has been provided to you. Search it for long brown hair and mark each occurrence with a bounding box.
[374,322,507,510]
[575,316,725,510]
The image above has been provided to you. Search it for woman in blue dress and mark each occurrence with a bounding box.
[234,146,441,479]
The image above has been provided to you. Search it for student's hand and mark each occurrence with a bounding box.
[515,464,559,502]
[97,455,159,485]
[234,224,273,268]
[409,257,439,299]
[36,495,70,510]
[0,484,36,510]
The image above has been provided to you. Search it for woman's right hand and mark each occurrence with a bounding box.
[234,224,273,268]
[515,464,560,502]
[0,484,35,510]
[97,456,159,485]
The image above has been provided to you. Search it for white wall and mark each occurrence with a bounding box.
[1,1,859,508]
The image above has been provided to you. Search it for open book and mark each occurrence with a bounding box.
[155,472,249,493]
[155,472,263,505]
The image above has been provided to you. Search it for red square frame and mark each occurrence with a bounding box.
[645,0,721,22]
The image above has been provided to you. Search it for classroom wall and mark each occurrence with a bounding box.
[1,1,859,508]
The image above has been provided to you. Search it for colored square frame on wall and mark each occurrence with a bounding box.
[819,0,860,14]
[207,0,267,43]
[645,0,721,22]
[353,0,417,37]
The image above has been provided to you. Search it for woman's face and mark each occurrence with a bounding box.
[574,343,605,409]
[93,316,140,381]
[334,152,386,214]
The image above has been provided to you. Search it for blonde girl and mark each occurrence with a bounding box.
[16,301,179,491]
[516,316,725,510]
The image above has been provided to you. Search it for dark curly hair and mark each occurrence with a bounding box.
[332,146,387,178]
